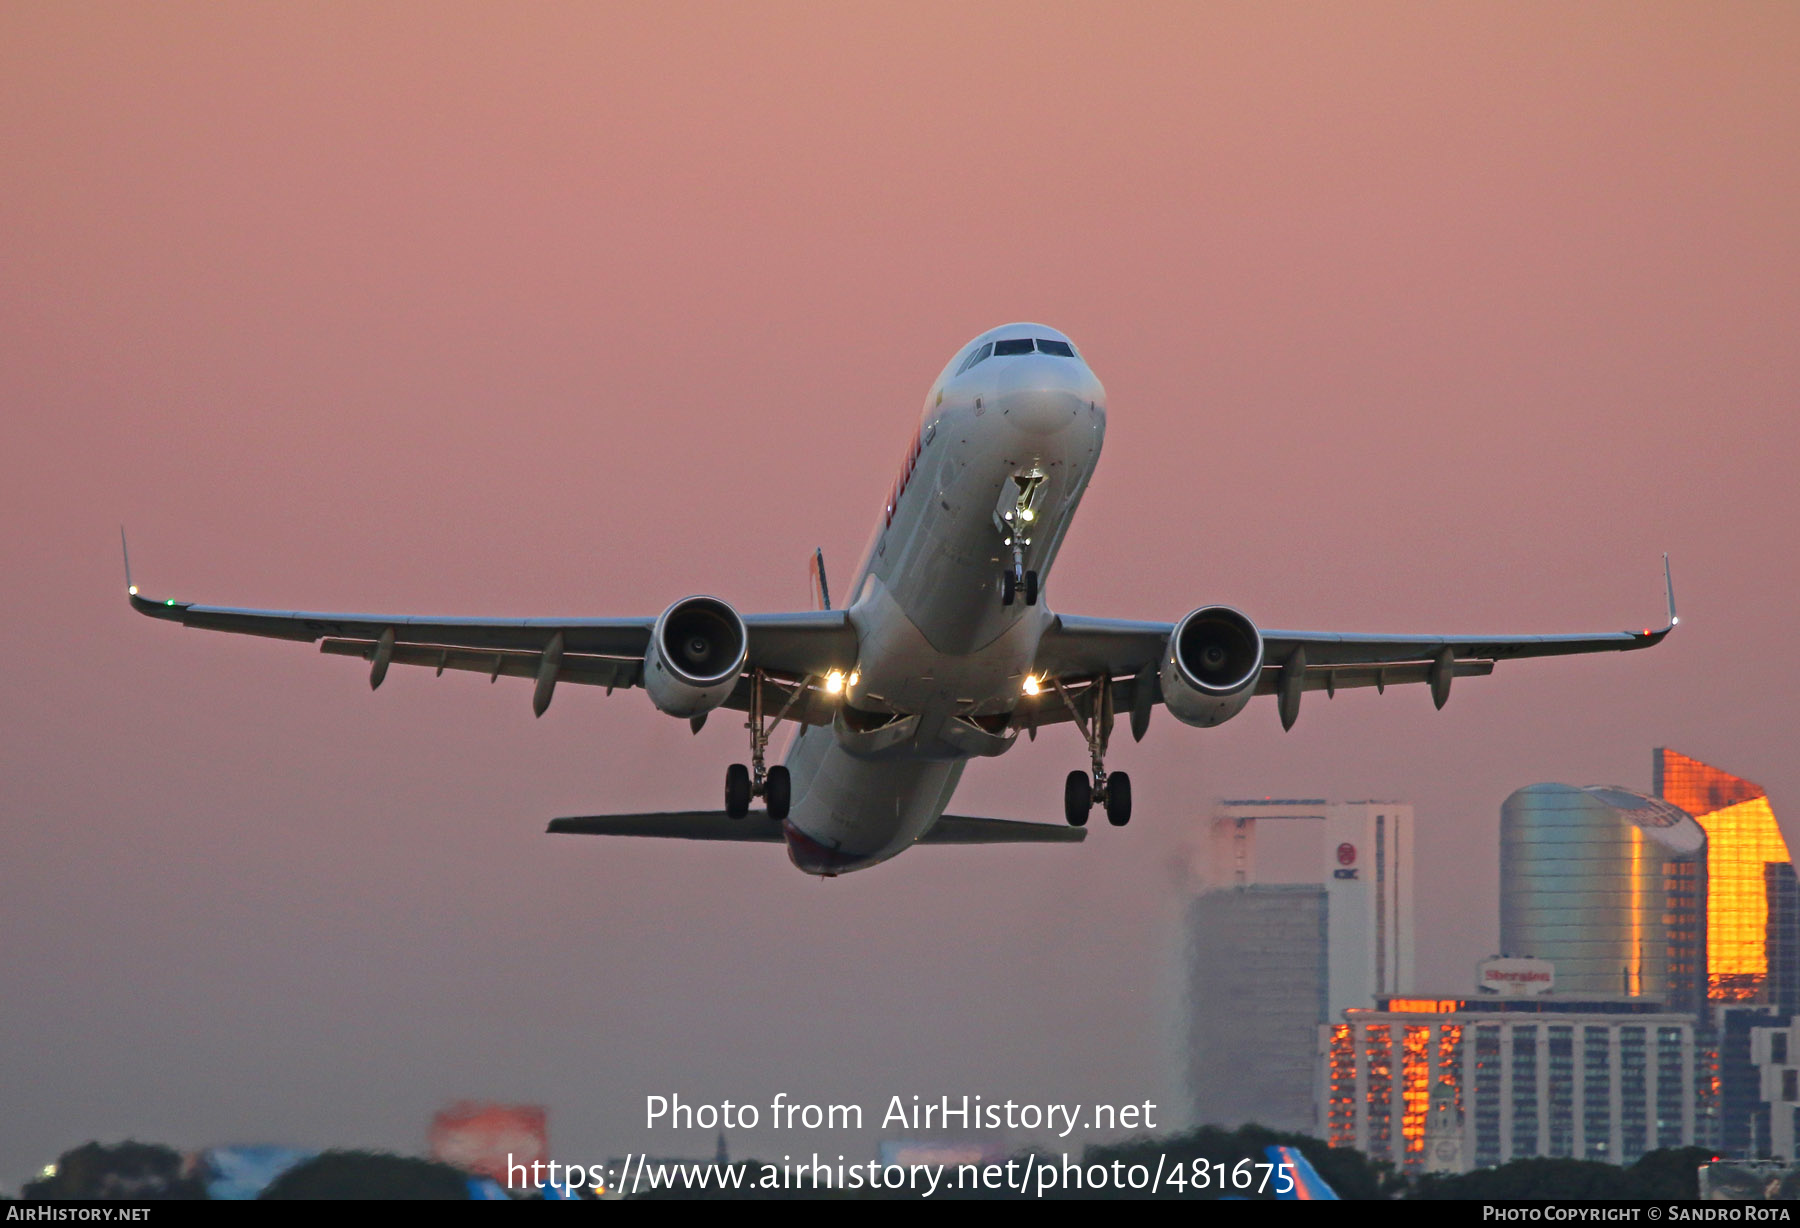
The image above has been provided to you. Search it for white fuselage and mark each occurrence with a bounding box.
[780,324,1107,874]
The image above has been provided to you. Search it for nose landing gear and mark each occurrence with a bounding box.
[997,469,1045,607]
[1000,565,1039,607]
[1050,675,1133,827]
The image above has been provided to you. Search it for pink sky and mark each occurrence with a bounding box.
[3,3,1797,1178]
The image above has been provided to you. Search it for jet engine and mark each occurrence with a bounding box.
[1159,604,1265,727]
[644,595,748,718]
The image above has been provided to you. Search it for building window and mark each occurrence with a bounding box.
[1327,1024,1357,1148]
[1620,1026,1648,1161]
[1656,1026,1686,1149]
[1367,1025,1393,1158]
[1512,1026,1540,1158]
[1475,1025,1503,1166]
[1584,1026,1613,1160]
[1402,1025,1431,1167]
[1548,1026,1576,1157]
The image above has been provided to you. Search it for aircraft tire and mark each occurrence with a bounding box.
[725,763,752,818]
[765,765,791,821]
[1105,772,1132,826]
[1024,570,1039,605]
[1064,770,1092,827]
[1001,569,1017,606]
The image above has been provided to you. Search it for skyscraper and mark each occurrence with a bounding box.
[1183,884,1328,1133]
[1656,749,1798,1009]
[1655,749,1798,1155]
[1181,799,1416,1131]
[1499,784,1706,1001]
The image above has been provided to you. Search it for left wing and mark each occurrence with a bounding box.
[1028,557,1676,734]
[123,537,855,723]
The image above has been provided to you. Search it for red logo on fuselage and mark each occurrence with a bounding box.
[885,427,924,528]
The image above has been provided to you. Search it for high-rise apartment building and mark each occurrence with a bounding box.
[1181,799,1416,1131]
[1321,997,1699,1173]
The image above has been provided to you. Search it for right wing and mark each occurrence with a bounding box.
[124,538,856,723]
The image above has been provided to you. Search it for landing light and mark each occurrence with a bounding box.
[848,670,860,687]
[1020,509,1035,522]
[128,585,138,595]
[1022,675,1041,696]
[825,669,845,694]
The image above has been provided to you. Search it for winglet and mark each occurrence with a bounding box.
[1664,553,1678,630]
[120,530,186,619]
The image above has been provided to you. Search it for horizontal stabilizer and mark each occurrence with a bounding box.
[546,812,1086,845]
[925,815,1087,844]
[547,812,786,841]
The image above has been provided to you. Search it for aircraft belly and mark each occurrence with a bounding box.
[779,729,963,874]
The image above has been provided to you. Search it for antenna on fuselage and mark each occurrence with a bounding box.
[810,547,831,611]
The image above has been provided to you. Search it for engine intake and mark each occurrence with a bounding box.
[1160,605,1264,727]
[645,595,748,717]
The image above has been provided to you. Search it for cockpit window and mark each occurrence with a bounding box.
[956,341,994,375]
[961,337,1078,371]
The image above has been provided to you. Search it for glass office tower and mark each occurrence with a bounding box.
[1657,748,1797,1008]
[1501,784,1707,1000]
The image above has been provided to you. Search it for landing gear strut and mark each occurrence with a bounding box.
[997,469,1045,607]
[1050,675,1132,827]
[725,669,803,820]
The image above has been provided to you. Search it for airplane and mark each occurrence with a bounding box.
[125,322,1677,876]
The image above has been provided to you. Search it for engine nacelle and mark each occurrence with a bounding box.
[1159,604,1265,728]
[644,595,748,718]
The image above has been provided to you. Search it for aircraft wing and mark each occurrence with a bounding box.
[1028,557,1676,733]
[123,540,856,723]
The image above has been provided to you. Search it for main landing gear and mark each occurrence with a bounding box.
[725,668,797,821]
[1050,675,1132,828]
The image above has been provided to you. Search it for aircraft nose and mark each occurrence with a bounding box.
[990,354,1088,437]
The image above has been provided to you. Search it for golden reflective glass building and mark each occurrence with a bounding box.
[1656,748,1797,1005]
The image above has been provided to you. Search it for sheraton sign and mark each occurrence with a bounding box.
[1477,956,1555,996]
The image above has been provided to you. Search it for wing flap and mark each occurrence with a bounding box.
[320,639,645,689]
[319,637,839,724]
[1252,658,1494,696]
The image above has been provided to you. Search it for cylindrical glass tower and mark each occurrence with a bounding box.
[1500,783,1706,999]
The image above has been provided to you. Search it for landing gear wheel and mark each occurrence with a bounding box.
[1105,771,1133,826]
[765,765,791,821]
[1064,769,1092,827]
[725,763,752,818]
[1024,570,1039,606]
[1001,569,1017,606]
